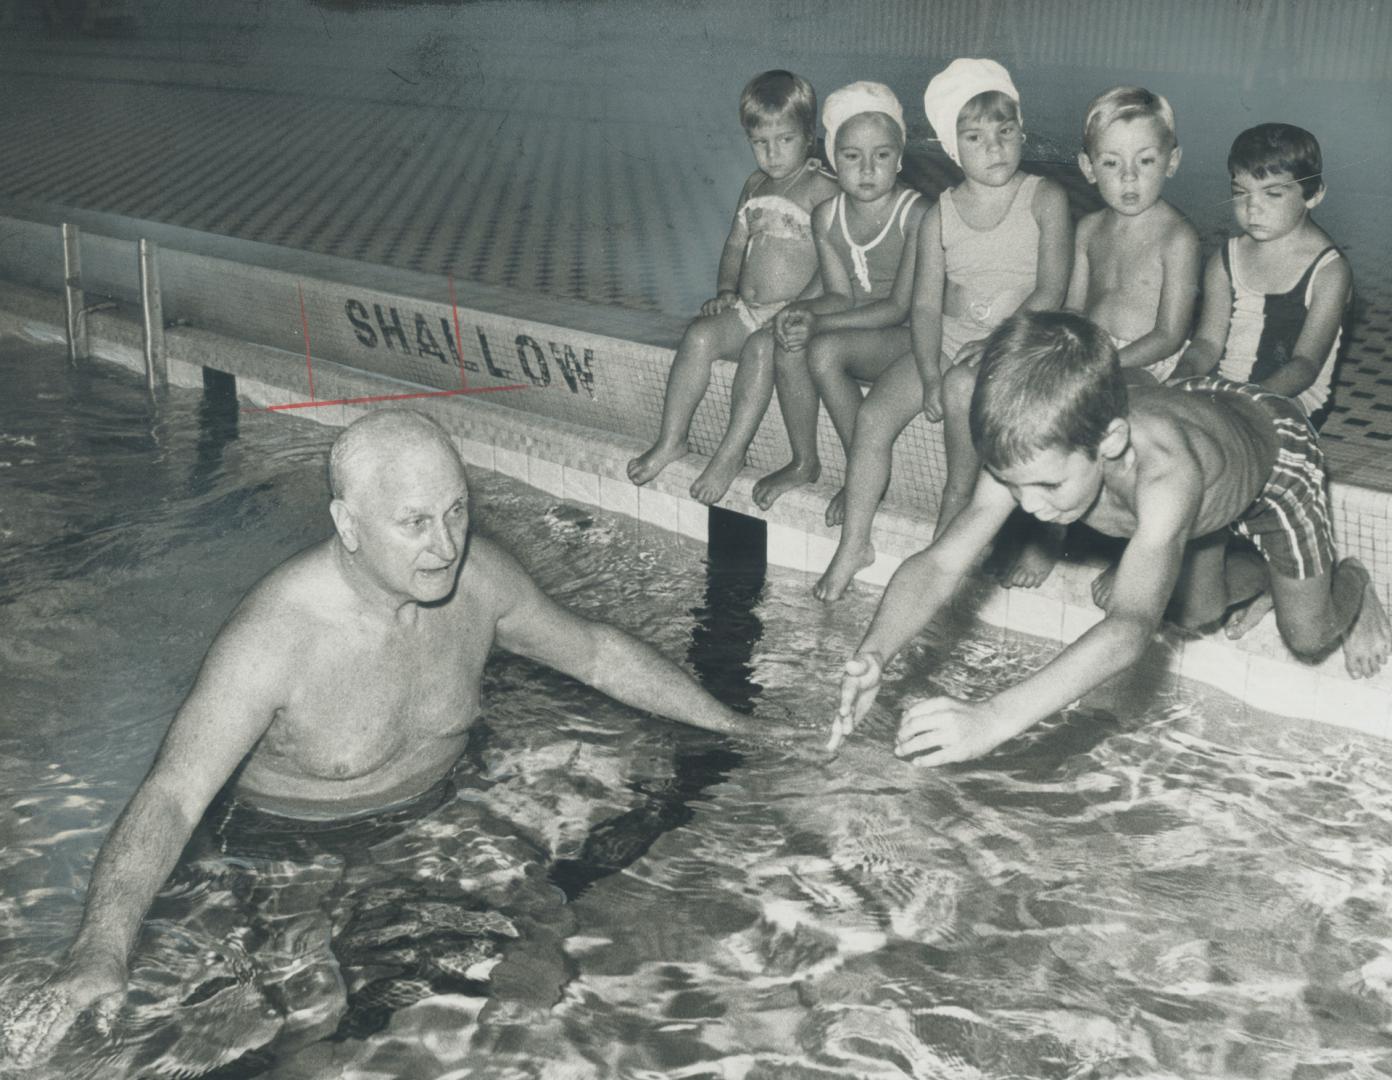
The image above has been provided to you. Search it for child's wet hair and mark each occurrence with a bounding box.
[957,90,1020,129]
[970,312,1127,470]
[1227,123,1323,199]
[1082,86,1177,154]
[740,70,817,142]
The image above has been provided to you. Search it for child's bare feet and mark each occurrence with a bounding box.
[752,460,820,511]
[994,523,1063,589]
[1342,560,1392,679]
[1223,592,1273,639]
[690,449,744,505]
[823,488,846,527]
[627,440,687,486]
[814,541,874,602]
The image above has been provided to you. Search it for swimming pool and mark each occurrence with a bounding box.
[3,345,1392,1078]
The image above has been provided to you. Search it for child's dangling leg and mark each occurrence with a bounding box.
[691,329,776,505]
[629,309,750,486]
[814,354,921,601]
[752,338,823,511]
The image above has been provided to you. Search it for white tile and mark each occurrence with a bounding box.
[598,474,640,520]
[678,498,708,542]
[455,436,494,470]
[973,584,1010,628]
[563,466,601,508]
[1241,653,1318,720]
[1061,602,1104,639]
[493,445,529,482]
[855,549,903,588]
[766,523,808,572]
[637,486,681,534]
[1005,589,1064,642]
[1310,672,1392,738]
[527,456,565,498]
[1178,639,1248,700]
[806,535,840,579]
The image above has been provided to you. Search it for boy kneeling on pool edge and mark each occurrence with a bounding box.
[830,310,1390,765]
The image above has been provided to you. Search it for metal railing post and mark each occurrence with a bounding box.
[138,238,167,393]
[61,223,87,364]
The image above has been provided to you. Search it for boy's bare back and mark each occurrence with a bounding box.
[1076,200,1198,344]
[1084,381,1275,541]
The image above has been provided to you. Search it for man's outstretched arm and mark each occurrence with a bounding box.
[484,540,746,738]
[2,600,288,1067]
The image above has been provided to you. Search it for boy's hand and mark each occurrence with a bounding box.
[895,695,1013,766]
[775,307,815,352]
[702,290,739,317]
[2,955,127,1067]
[920,377,944,422]
[828,652,883,751]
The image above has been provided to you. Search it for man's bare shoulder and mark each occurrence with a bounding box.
[455,532,537,613]
[240,540,341,621]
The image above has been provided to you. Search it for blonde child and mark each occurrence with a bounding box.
[629,70,838,498]
[751,82,928,521]
[1170,122,1351,638]
[1067,86,1199,384]
[815,59,1071,601]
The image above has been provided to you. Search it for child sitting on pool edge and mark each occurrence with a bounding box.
[751,81,928,520]
[830,311,1390,765]
[814,58,1072,602]
[628,70,837,500]
[1174,123,1350,429]
[1171,122,1352,638]
[1067,86,1199,383]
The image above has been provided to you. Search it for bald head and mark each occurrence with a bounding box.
[328,410,464,506]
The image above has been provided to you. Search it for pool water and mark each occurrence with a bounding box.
[3,344,1392,1078]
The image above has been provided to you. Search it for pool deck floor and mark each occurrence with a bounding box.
[1,19,1390,492]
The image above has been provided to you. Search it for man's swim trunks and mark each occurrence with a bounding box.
[1175,376,1335,580]
[201,771,460,863]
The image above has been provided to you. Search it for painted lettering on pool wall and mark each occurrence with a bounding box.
[342,298,597,399]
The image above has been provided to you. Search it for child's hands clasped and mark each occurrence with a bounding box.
[774,305,816,352]
[702,290,740,317]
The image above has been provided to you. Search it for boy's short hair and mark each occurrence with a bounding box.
[1227,123,1323,199]
[970,312,1128,470]
[957,89,1019,128]
[740,70,817,141]
[1082,85,1177,154]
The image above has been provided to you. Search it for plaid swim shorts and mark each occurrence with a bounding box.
[1174,376,1335,580]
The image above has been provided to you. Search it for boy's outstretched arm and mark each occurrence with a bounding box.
[1170,251,1231,380]
[1116,223,1201,370]
[831,472,1015,748]
[1256,255,1351,399]
[897,442,1201,766]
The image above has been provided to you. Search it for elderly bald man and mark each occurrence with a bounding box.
[3,409,764,1065]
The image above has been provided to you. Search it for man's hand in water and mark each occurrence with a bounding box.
[895,695,1015,766]
[2,954,126,1067]
[828,652,883,752]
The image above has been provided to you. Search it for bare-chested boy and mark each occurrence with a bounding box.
[1068,86,1199,383]
[831,312,1390,766]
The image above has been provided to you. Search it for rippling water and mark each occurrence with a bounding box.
[2,342,1392,1078]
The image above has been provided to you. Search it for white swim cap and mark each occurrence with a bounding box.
[822,81,906,173]
[922,58,1021,165]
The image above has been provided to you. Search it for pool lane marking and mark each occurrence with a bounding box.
[449,274,468,391]
[299,283,315,401]
[242,281,526,412]
[244,384,530,413]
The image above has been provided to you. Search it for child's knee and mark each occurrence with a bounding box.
[683,314,732,360]
[943,363,976,412]
[806,334,841,378]
[1275,611,1336,658]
